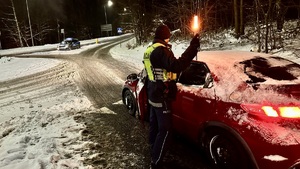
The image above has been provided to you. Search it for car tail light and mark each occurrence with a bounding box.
[241,103,300,119]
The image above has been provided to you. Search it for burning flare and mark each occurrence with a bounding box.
[192,15,200,33]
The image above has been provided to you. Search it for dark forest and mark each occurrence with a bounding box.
[0,0,299,49]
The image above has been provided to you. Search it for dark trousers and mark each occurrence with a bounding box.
[149,101,172,165]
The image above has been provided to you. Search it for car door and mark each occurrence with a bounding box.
[172,61,217,141]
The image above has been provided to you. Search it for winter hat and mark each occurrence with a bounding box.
[155,24,171,40]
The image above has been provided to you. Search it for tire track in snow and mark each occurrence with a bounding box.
[0,61,78,123]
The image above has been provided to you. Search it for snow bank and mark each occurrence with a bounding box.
[0,57,61,82]
[0,88,95,169]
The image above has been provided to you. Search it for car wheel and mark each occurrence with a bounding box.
[123,90,136,116]
[202,128,254,169]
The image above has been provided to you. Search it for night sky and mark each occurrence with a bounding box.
[0,0,299,49]
[0,0,123,48]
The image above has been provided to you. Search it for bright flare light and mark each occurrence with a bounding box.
[192,15,199,33]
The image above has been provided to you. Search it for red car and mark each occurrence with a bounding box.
[122,51,300,169]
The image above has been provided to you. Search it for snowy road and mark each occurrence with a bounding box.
[65,38,211,169]
[0,36,211,169]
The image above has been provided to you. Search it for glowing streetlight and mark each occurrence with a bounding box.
[104,0,113,24]
[108,0,113,7]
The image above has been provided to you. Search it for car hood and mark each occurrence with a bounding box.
[58,42,69,46]
[198,52,300,104]
[177,80,299,105]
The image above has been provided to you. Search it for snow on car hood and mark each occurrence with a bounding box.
[192,51,300,104]
[198,51,300,84]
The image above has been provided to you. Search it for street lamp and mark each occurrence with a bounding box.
[104,0,113,25]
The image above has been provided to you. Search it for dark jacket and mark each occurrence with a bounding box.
[147,38,199,104]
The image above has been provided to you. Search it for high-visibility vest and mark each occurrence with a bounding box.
[143,43,177,82]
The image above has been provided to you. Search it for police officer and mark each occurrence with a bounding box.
[143,24,200,169]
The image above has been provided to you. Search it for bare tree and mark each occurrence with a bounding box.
[253,0,275,53]
[25,0,34,46]
[34,22,54,45]
[234,0,245,38]
[156,0,218,37]
[2,0,24,47]
[240,0,244,35]
[234,0,240,37]
[275,0,284,31]
[10,0,23,47]
[265,0,273,53]
[132,1,147,45]
[164,0,188,35]
[198,0,217,33]
[254,0,262,52]
[116,0,153,45]
[299,0,300,19]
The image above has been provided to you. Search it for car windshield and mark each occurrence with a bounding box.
[178,62,210,86]
[238,56,300,83]
[65,38,73,41]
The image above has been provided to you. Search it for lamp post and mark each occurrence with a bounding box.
[103,0,113,36]
[104,0,113,25]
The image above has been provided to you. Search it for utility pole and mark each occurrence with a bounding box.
[103,0,113,36]
[57,19,60,42]
[104,5,108,25]
[0,31,2,49]
[26,0,34,46]
[104,5,109,36]
[10,0,23,47]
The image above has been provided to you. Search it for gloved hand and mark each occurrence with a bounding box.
[190,33,200,49]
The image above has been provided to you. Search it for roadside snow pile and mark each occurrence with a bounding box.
[0,44,57,57]
[0,89,96,169]
[0,57,13,64]
[0,57,62,82]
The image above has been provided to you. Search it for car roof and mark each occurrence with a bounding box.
[64,37,78,41]
[197,51,272,66]
[196,51,300,85]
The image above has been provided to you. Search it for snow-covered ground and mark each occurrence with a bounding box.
[0,29,299,169]
[0,36,127,169]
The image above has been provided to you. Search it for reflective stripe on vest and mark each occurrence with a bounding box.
[143,43,177,81]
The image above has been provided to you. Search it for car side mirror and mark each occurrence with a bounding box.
[126,73,138,81]
[203,73,213,88]
[138,69,148,84]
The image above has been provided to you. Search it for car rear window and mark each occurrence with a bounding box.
[238,56,300,83]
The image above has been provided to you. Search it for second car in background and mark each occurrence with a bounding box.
[57,38,80,50]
